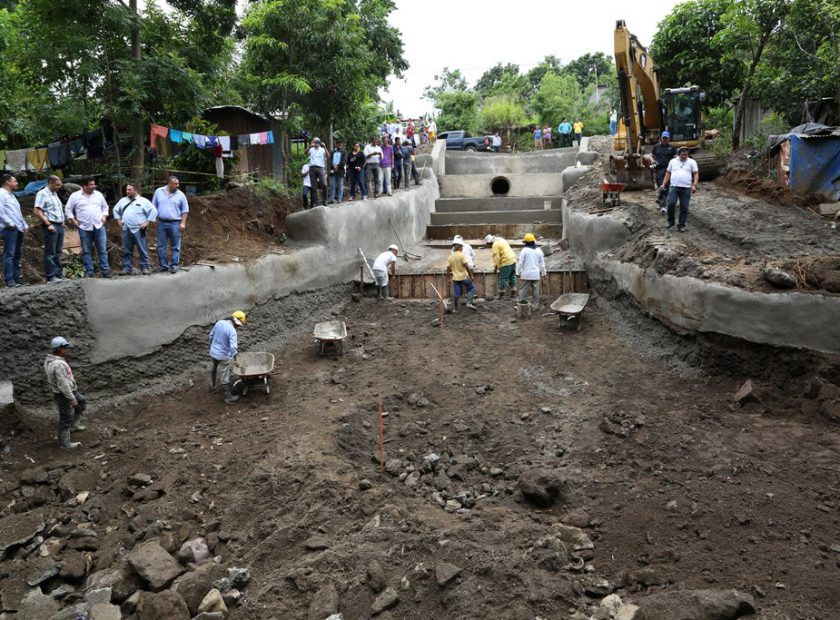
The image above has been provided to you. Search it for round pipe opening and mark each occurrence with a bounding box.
[491,176,510,196]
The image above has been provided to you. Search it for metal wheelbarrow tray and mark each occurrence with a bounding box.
[314,320,348,356]
[232,351,275,395]
[600,181,627,207]
[550,293,591,331]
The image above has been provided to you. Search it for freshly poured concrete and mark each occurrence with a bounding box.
[430,209,562,226]
[435,197,559,213]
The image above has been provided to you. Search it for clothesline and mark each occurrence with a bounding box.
[150,124,274,156]
[0,129,105,174]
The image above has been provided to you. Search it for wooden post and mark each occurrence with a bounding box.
[359,265,364,297]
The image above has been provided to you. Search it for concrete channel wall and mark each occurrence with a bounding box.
[0,140,446,406]
[444,149,598,175]
[439,173,564,198]
[562,203,840,355]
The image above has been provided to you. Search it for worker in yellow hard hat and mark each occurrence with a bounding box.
[209,311,246,403]
[516,233,546,309]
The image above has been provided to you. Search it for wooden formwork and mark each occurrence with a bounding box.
[386,270,587,300]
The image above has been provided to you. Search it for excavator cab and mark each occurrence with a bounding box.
[661,87,704,147]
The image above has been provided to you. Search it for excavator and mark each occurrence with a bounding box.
[611,19,722,187]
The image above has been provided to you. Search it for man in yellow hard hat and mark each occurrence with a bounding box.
[516,233,546,309]
[209,310,246,403]
[484,234,517,300]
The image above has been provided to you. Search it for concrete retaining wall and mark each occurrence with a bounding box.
[444,149,598,175]
[562,203,840,354]
[439,173,563,198]
[435,197,560,213]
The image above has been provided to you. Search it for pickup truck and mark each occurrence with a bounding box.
[437,130,493,151]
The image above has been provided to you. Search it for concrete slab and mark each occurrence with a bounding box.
[444,150,598,175]
[435,197,559,213]
[426,223,563,241]
[430,209,562,226]
[438,173,563,198]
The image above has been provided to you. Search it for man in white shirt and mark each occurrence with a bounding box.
[451,235,475,269]
[662,147,699,233]
[1,174,29,287]
[301,163,313,208]
[65,176,111,278]
[492,133,502,153]
[364,137,384,198]
[372,244,399,300]
[33,175,65,282]
[516,233,546,310]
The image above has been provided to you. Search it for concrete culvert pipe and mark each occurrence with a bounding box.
[491,176,510,196]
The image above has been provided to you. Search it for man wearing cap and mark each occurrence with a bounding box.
[152,176,189,273]
[451,235,475,269]
[372,244,399,300]
[448,241,477,311]
[485,234,517,299]
[651,132,677,213]
[517,233,546,309]
[44,336,86,449]
[306,137,330,207]
[0,174,29,288]
[662,147,699,233]
[209,311,246,404]
[113,183,157,275]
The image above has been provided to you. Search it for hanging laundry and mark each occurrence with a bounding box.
[228,135,239,152]
[218,136,232,158]
[27,148,50,171]
[47,142,71,168]
[69,137,85,157]
[5,149,28,172]
[193,134,207,149]
[254,132,267,145]
[207,136,219,148]
[266,131,275,144]
[169,129,184,143]
[182,132,194,144]
[85,130,104,158]
[250,132,260,144]
[149,124,169,147]
[238,134,251,146]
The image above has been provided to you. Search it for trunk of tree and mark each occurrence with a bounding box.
[329,119,334,152]
[280,89,289,185]
[732,34,769,150]
[129,0,145,184]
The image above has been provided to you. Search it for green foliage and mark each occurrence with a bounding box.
[436,91,483,134]
[482,96,527,133]
[530,73,584,127]
[524,55,562,99]
[562,52,613,89]
[475,63,521,98]
[705,106,734,156]
[423,67,469,101]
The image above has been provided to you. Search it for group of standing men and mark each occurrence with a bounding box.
[0,173,189,287]
[301,134,422,207]
[535,118,584,149]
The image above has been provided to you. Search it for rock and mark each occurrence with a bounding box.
[518,468,565,507]
[761,265,796,289]
[733,380,759,406]
[628,568,671,588]
[818,202,840,216]
[123,591,141,614]
[0,511,46,559]
[665,500,678,512]
[23,556,60,586]
[633,588,755,620]
[59,551,88,581]
[85,562,144,604]
[85,587,113,605]
[434,562,461,586]
[304,535,330,550]
[562,508,591,529]
[552,524,594,550]
[617,604,640,620]
[137,590,191,620]
[128,473,153,486]
[227,566,250,589]
[384,458,402,476]
[599,594,624,616]
[173,561,228,615]
[583,577,614,597]
[359,479,373,490]
[193,613,225,620]
[127,540,185,590]
[366,559,387,593]
[371,587,399,614]
[15,587,60,619]
[404,471,421,488]
[89,602,122,620]
[198,588,228,614]
[222,588,241,607]
[308,582,340,620]
[19,467,49,485]
[178,537,209,565]
[488,467,504,477]
[57,470,98,501]
[444,499,462,513]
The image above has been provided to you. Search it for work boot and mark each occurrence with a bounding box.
[509,288,517,299]
[59,430,81,449]
[71,413,86,431]
[451,297,459,313]
[221,384,239,404]
[465,292,478,311]
[382,285,392,301]
[210,366,217,391]
[377,286,385,299]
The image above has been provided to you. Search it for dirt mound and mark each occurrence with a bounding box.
[15,185,296,282]
[718,167,825,211]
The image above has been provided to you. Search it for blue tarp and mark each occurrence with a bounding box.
[789,135,840,198]
[13,179,47,198]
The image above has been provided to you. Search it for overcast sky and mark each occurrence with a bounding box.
[381,0,686,117]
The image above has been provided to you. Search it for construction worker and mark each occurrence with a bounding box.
[484,234,517,299]
[209,311,246,404]
[448,240,477,311]
[44,336,86,449]
[451,235,475,268]
[517,233,546,309]
[372,244,399,300]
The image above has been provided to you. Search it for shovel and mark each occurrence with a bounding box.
[429,281,452,314]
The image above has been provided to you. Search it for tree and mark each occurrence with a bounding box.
[650,0,741,108]
[436,91,482,134]
[530,73,584,127]
[423,67,468,101]
[482,95,526,139]
[475,63,520,98]
[563,52,613,89]
[714,0,790,148]
[525,55,562,98]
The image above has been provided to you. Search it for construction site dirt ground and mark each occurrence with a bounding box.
[3,294,840,619]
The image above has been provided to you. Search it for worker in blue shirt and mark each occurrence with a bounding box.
[558,118,573,148]
[209,311,246,403]
[113,183,157,275]
[152,176,189,273]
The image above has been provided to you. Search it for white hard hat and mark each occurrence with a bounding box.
[51,336,71,350]
[453,235,463,244]
[484,234,495,244]
[388,244,399,252]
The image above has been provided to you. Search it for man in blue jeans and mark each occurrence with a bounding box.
[0,174,30,287]
[152,176,189,273]
[33,175,66,282]
[113,183,157,275]
[65,176,111,278]
[662,147,699,233]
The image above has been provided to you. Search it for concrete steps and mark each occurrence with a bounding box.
[430,209,562,226]
[426,223,563,240]
[435,197,560,213]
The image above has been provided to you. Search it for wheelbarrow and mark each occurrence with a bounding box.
[600,181,627,207]
[550,293,591,332]
[232,351,275,395]
[314,320,347,356]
